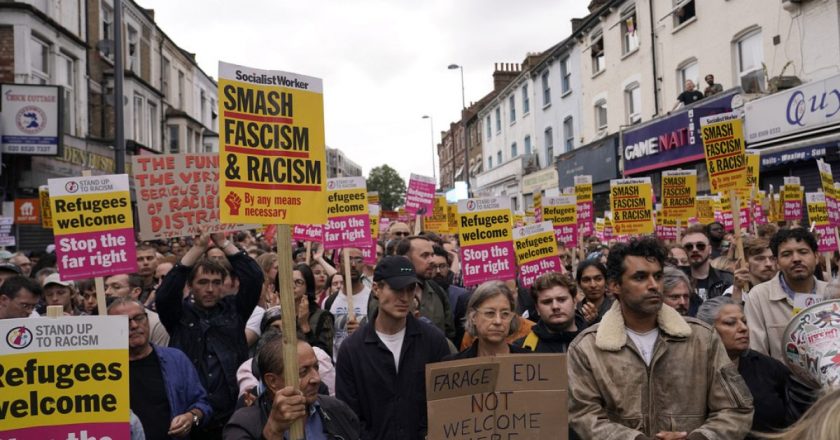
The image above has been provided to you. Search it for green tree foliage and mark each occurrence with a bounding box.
[367,165,405,211]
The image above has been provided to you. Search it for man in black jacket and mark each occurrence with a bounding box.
[516,271,585,353]
[336,256,451,440]
[224,336,360,439]
[681,224,733,315]
[156,231,263,439]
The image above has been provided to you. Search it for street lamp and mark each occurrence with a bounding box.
[447,63,469,197]
[421,115,436,188]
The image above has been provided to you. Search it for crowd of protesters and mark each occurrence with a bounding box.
[1,219,839,439]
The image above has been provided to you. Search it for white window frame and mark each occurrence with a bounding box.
[161,57,170,98]
[524,135,532,155]
[56,52,75,134]
[511,142,518,157]
[127,25,140,73]
[672,0,697,29]
[625,83,641,125]
[545,127,554,160]
[485,115,492,140]
[522,84,530,115]
[594,100,608,131]
[168,124,179,153]
[133,94,145,144]
[621,6,640,55]
[495,107,501,133]
[560,58,571,94]
[591,30,605,75]
[148,101,158,150]
[541,71,551,107]
[177,70,185,109]
[509,95,516,123]
[563,117,574,152]
[736,29,765,93]
[497,150,503,165]
[30,36,50,84]
[100,2,114,60]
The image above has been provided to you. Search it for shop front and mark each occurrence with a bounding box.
[555,133,619,215]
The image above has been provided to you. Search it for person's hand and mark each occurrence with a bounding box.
[346,317,359,334]
[733,265,750,287]
[210,232,227,248]
[313,243,324,262]
[655,431,687,440]
[167,412,194,438]
[581,302,598,323]
[265,386,307,435]
[263,283,279,308]
[195,225,211,249]
[243,391,257,407]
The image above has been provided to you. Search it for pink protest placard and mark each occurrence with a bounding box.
[575,175,593,238]
[513,222,562,289]
[323,177,370,250]
[542,195,578,246]
[293,224,324,242]
[404,173,436,215]
[457,197,516,286]
[48,174,137,280]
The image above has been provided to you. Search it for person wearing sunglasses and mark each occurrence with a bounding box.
[387,221,411,241]
[680,224,734,315]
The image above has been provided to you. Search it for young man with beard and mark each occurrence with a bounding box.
[516,272,585,353]
[431,245,468,343]
[568,237,753,439]
[155,231,263,438]
[681,225,733,314]
[745,228,827,363]
[394,236,455,340]
[725,237,778,302]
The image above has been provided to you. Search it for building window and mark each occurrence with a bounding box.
[509,95,516,123]
[485,115,492,140]
[161,57,170,98]
[524,135,532,155]
[522,85,530,115]
[541,71,551,106]
[594,100,608,131]
[560,58,571,94]
[545,127,554,160]
[621,7,639,55]
[30,36,49,84]
[591,31,605,74]
[625,83,641,124]
[678,60,699,93]
[563,117,574,152]
[737,30,765,93]
[101,2,114,60]
[177,70,185,109]
[673,0,696,27]
[56,53,75,134]
[133,95,144,143]
[148,102,158,149]
[168,125,179,153]
[495,107,501,133]
[511,142,518,157]
[201,89,207,124]
[497,150,503,165]
[488,157,493,170]
[127,26,139,73]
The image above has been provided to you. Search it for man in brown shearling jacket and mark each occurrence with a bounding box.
[568,237,753,440]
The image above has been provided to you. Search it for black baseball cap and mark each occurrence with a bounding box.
[374,256,421,290]
[0,263,21,275]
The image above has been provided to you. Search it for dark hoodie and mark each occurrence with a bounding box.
[513,313,587,353]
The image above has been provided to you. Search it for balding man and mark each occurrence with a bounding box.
[105,273,170,346]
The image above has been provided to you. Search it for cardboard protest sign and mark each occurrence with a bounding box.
[783,176,803,221]
[0,316,129,439]
[39,185,52,229]
[610,178,654,235]
[14,198,40,225]
[426,354,568,440]
[324,177,370,250]
[806,193,838,252]
[133,154,256,239]
[513,222,562,288]
[405,174,436,215]
[292,224,323,243]
[700,112,747,193]
[425,195,450,234]
[661,169,696,220]
[458,198,515,286]
[48,174,135,280]
[817,159,839,227]
[575,176,593,238]
[369,204,380,239]
[542,195,577,246]
[218,61,326,225]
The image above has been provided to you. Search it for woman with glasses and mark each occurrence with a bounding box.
[445,280,530,360]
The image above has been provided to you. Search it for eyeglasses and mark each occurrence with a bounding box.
[128,313,148,324]
[431,264,449,273]
[392,232,410,237]
[476,309,514,321]
[348,256,364,264]
[683,242,707,251]
[293,279,306,286]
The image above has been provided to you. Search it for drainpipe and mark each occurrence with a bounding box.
[648,1,660,115]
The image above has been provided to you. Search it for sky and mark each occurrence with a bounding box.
[138,0,591,184]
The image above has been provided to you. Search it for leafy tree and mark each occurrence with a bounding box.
[367,164,405,210]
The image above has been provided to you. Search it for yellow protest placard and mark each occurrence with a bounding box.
[700,112,747,193]
[457,198,515,285]
[534,191,543,222]
[513,221,562,288]
[739,149,761,199]
[661,169,696,220]
[543,195,577,245]
[610,178,654,235]
[696,196,715,224]
[369,204,380,239]
[425,195,449,234]
[447,204,459,233]
[218,62,327,225]
[783,176,803,221]
[817,159,840,226]
[39,185,52,229]
[368,191,380,206]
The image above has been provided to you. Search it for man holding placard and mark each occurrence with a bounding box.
[155,230,263,438]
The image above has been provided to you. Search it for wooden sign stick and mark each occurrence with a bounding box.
[275,224,305,440]
[343,249,355,321]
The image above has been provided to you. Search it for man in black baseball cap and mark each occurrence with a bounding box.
[335,256,451,440]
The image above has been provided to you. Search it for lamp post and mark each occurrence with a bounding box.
[421,115,436,188]
[447,64,469,197]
